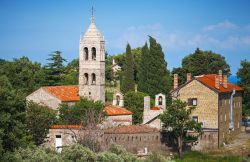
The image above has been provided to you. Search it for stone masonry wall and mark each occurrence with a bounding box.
[177,80,218,129]
[26,88,61,110]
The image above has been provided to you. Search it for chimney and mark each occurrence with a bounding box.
[186,73,192,82]
[174,74,178,89]
[144,96,150,110]
[219,70,223,84]
[215,76,220,89]
[223,75,228,88]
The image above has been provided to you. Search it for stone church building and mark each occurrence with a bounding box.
[26,14,132,126]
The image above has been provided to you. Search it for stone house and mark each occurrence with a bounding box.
[171,71,242,150]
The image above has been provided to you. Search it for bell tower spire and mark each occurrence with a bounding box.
[79,8,105,103]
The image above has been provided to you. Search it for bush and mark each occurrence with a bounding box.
[4,146,62,162]
[108,143,138,162]
[61,144,96,162]
[97,152,124,162]
[144,152,171,162]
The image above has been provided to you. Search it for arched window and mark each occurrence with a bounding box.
[158,96,163,105]
[84,47,88,60]
[91,73,96,85]
[92,47,96,60]
[84,73,88,85]
[116,95,120,106]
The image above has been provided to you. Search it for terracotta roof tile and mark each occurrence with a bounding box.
[196,74,242,93]
[150,107,161,110]
[105,125,159,134]
[50,125,81,129]
[42,85,80,102]
[104,105,132,116]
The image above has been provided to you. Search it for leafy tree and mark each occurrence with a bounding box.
[138,36,171,104]
[45,51,66,86]
[59,98,104,125]
[237,59,250,116]
[26,102,57,145]
[121,43,135,93]
[0,57,46,95]
[61,58,79,85]
[124,91,148,124]
[0,75,30,157]
[173,48,230,85]
[160,99,202,157]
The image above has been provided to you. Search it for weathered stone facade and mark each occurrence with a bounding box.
[171,73,243,149]
[26,88,62,110]
[79,16,105,103]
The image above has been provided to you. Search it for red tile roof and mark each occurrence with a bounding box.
[196,74,242,93]
[104,105,133,116]
[150,107,161,110]
[42,85,80,102]
[105,125,159,134]
[50,125,81,129]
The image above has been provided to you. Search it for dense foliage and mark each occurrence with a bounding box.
[124,91,148,124]
[237,59,250,116]
[172,48,231,85]
[121,43,135,93]
[59,98,105,125]
[26,102,57,145]
[138,36,171,104]
[0,75,30,157]
[160,99,202,157]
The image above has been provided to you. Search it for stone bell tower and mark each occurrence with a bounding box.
[79,10,105,103]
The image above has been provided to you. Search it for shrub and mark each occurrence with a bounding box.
[61,144,96,162]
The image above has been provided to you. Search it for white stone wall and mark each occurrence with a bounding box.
[79,20,105,103]
[26,88,61,110]
[143,109,163,129]
[107,115,132,126]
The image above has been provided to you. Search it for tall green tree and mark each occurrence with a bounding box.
[124,91,147,124]
[173,48,230,85]
[160,99,202,157]
[45,51,66,86]
[26,102,57,145]
[138,43,149,93]
[0,75,30,156]
[237,59,250,116]
[138,36,171,103]
[121,43,135,93]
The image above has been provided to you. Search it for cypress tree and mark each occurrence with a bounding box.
[121,43,135,93]
[138,43,149,93]
[138,36,171,102]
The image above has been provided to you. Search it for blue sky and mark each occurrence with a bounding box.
[0,0,250,75]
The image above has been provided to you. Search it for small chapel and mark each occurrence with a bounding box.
[26,12,132,126]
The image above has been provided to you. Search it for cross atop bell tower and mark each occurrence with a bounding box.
[78,9,105,103]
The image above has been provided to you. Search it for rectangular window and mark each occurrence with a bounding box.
[192,116,198,123]
[188,98,197,106]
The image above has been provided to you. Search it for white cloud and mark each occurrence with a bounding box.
[108,21,250,52]
[202,20,238,31]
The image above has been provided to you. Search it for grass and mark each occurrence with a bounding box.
[173,151,244,162]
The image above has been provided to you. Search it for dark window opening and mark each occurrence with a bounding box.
[91,73,96,85]
[84,47,88,60]
[188,98,197,106]
[116,95,120,106]
[192,116,198,123]
[56,135,61,138]
[84,73,88,85]
[92,47,96,60]
[158,96,163,105]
